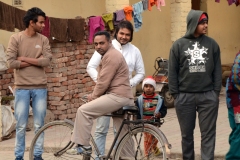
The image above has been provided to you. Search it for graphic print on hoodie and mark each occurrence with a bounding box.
[168,10,222,95]
[185,41,208,73]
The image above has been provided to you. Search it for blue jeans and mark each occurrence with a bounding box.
[14,89,47,159]
[94,116,117,159]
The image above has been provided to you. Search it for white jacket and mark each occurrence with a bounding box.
[87,39,145,87]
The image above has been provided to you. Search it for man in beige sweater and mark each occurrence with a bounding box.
[67,31,135,156]
[6,7,52,160]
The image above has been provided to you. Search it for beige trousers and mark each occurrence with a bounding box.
[71,93,135,155]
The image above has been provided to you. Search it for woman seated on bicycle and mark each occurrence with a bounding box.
[136,76,167,156]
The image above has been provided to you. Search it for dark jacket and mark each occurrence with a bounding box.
[168,10,222,96]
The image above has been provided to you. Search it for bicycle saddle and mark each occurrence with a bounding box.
[111,106,139,115]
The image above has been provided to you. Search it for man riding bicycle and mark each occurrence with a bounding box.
[67,31,135,157]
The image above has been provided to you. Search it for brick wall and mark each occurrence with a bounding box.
[170,0,191,42]
[0,31,96,121]
[45,40,95,120]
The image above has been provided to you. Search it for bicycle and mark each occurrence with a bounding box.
[29,98,172,160]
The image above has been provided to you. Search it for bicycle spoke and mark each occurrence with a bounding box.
[29,121,76,160]
[114,127,167,160]
[134,133,144,158]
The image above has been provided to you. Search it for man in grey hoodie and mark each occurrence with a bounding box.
[168,10,222,160]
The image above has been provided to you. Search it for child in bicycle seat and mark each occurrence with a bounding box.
[136,76,167,156]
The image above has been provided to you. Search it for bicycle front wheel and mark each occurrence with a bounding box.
[114,126,167,160]
[29,121,77,160]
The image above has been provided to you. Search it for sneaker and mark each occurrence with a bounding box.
[153,147,161,156]
[66,145,92,155]
[15,157,23,160]
[34,156,44,160]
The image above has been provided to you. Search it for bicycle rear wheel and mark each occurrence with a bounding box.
[114,126,167,160]
[29,121,78,160]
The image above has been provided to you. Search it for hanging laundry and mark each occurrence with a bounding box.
[156,0,165,11]
[235,0,240,6]
[228,0,235,5]
[15,8,26,31]
[0,1,15,32]
[49,17,68,42]
[124,6,134,21]
[88,16,105,43]
[215,0,240,6]
[142,0,149,10]
[113,10,125,26]
[102,13,114,31]
[148,0,157,11]
[41,16,50,38]
[133,2,144,32]
[68,18,85,42]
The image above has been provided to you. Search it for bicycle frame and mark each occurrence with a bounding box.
[62,100,172,160]
[83,117,170,160]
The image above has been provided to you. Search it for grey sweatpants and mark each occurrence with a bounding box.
[71,93,135,156]
[174,90,219,160]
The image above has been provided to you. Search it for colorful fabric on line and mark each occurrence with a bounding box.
[148,0,156,11]
[67,18,85,42]
[102,13,114,30]
[88,16,105,43]
[15,8,26,31]
[133,1,144,32]
[113,10,125,26]
[228,0,234,5]
[142,0,149,10]
[156,0,165,11]
[0,1,15,32]
[124,6,133,21]
[49,17,68,42]
[41,16,50,38]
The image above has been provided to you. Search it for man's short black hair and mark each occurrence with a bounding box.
[23,7,46,28]
[114,20,133,42]
[94,31,111,41]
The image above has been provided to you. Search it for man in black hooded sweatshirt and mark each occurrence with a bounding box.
[168,10,222,160]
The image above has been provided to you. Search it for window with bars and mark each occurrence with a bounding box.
[13,0,23,6]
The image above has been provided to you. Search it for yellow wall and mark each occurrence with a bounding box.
[130,0,172,77]
[1,0,239,74]
[0,0,105,48]
[130,0,240,76]
[201,0,240,64]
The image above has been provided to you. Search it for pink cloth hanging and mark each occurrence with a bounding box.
[41,16,50,38]
[156,0,165,11]
[88,16,105,43]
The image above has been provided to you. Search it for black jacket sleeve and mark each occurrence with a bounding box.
[159,97,167,118]
[168,44,180,95]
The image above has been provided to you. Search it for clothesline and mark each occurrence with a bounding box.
[87,0,166,43]
[0,0,166,43]
[0,1,85,42]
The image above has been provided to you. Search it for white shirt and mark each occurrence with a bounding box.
[87,39,145,87]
